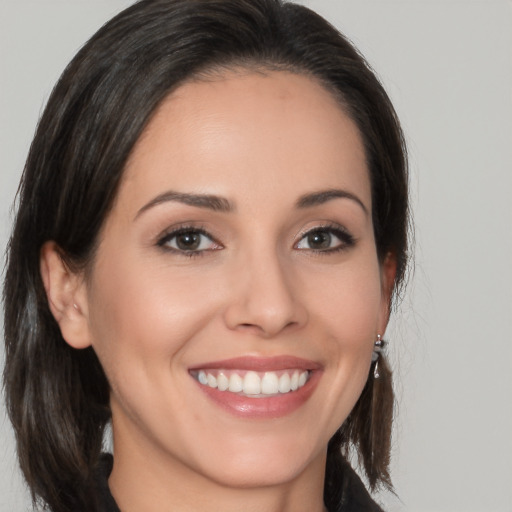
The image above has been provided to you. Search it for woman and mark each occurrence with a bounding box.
[3,0,409,511]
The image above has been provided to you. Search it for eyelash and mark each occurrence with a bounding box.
[157,225,222,258]
[156,223,355,257]
[295,223,356,254]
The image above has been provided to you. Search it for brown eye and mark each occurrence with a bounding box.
[295,226,355,252]
[159,228,220,253]
[175,232,201,251]
[306,230,332,250]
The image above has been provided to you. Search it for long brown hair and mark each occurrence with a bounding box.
[3,1,409,510]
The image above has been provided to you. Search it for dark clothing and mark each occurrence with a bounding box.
[96,453,384,512]
[95,455,121,512]
[324,455,385,512]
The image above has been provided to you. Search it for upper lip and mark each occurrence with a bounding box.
[189,355,322,372]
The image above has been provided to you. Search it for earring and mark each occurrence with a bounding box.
[371,334,387,379]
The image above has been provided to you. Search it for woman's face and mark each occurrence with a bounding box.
[79,70,393,488]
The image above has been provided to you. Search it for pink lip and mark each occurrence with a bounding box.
[189,355,322,372]
[189,356,323,419]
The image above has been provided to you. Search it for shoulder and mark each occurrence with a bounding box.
[325,456,385,512]
[339,464,384,512]
[94,453,121,512]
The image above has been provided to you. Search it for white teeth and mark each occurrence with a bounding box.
[278,373,291,393]
[261,372,279,395]
[217,372,229,391]
[229,373,243,392]
[207,373,217,388]
[196,369,311,396]
[243,371,261,395]
[290,371,299,391]
[198,370,208,385]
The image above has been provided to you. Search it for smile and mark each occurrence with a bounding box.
[193,369,311,397]
[189,356,322,418]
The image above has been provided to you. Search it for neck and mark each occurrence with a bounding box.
[108,423,328,512]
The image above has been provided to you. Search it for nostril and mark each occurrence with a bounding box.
[238,323,264,333]
[223,274,308,336]
[236,320,299,337]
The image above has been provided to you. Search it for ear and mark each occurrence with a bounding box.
[377,251,397,334]
[40,241,92,349]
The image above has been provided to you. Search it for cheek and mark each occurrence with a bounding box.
[305,253,382,415]
[85,253,217,379]
[308,254,383,340]
[85,254,224,437]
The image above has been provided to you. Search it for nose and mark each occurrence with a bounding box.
[223,251,308,338]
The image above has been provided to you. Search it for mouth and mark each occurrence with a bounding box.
[189,356,322,418]
[191,368,311,397]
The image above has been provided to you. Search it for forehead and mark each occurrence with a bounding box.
[120,69,370,212]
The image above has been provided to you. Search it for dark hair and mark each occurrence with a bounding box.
[3,0,409,510]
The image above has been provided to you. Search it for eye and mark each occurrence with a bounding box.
[158,227,221,254]
[295,226,354,252]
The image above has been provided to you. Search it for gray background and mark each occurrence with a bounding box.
[1,1,511,511]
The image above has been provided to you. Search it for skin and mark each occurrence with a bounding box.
[41,70,395,512]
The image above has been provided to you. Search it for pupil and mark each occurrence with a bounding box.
[308,231,331,249]
[177,232,200,250]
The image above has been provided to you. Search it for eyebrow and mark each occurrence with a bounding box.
[296,189,368,215]
[135,187,368,220]
[135,190,234,219]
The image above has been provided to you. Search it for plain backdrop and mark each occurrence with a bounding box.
[1,1,511,511]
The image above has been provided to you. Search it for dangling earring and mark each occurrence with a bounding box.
[371,334,387,379]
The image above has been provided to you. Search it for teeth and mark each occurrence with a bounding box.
[229,373,243,392]
[243,371,261,395]
[207,373,217,388]
[290,371,299,391]
[198,370,208,385]
[278,373,291,393]
[195,369,310,396]
[217,372,229,391]
[261,372,279,394]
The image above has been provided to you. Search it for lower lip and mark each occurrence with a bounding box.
[193,371,321,419]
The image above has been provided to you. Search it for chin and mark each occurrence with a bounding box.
[184,429,328,489]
